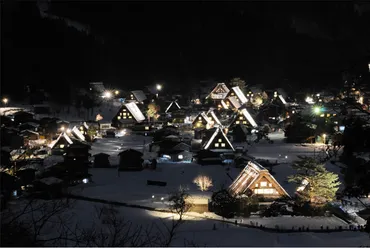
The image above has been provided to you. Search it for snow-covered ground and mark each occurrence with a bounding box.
[62,200,370,246]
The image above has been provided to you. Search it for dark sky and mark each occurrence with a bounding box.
[2,1,370,98]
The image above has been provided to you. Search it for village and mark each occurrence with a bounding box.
[1,78,370,246]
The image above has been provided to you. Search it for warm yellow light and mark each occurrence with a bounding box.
[66,128,71,133]
[322,134,326,138]
[60,126,65,131]
[156,84,162,91]
[104,91,112,98]
[2,98,8,104]
[115,90,119,95]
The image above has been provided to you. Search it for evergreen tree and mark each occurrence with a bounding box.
[288,156,341,204]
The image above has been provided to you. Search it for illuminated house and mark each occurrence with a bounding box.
[71,126,86,141]
[223,96,242,111]
[165,101,181,114]
[49,132,73,150]
[229,161,289,199]
[112,102,146,128]
[206,83,230,101]
[126,90,147,104]
[203,127,234,152]
[230,108,258,128]
[206,109,222,127]
[192,112,212,129]
[225,86,248,104]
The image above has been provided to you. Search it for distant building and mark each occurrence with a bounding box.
[229,108,258,129]
[126,90,147,104]
[206,83,230,105]
[112,102,146,128]
[192,112,212,130]
[202,127,234,153]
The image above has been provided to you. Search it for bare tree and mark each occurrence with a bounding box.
[193,175,213,191]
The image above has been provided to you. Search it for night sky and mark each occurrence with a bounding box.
[2,1,370,99]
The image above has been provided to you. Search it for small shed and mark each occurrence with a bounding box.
[93,153,111,168]
[118,149,143,171]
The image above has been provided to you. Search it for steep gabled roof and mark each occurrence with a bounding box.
[229,161,289,197]
[125,102,146,122]
[165,101,181,113]
[72,126,86,141]
[221,100,228,109]
[278,95,287,105]
[206,109,222,126]
[204,127,234,151]
[20,129,39,135]
[131,90,147,102]
[240,108,258,128]
[206,83,230,100]
[232,86,248,104]
[49,132,73,149]
[192,112,212,125]
[227,96,241,109]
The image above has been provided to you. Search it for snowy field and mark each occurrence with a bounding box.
[59,200,370,246]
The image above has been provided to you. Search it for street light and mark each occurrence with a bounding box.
[114,90,119,95]
[156,84,162,91]
[313,106,321,114]
[2,98,8,104]
[103,91,112,99]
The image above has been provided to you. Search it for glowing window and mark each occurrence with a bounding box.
[221,143,225,147]
[218,139,222,142]
[260,182,267,187]
[254,188,274,194]
[129,116,132,119]
[123,113,127,116]
[243,121,247,124]
[239,116,243,120]
[269,183,272,187]
[60,144,65,148]
[145,126,149,130]
[198,117,202,120]
[236,121,240,124]
[255,183,259,187]
[117,116,121,120]
[178,154,183,160]
[215,143,219,147]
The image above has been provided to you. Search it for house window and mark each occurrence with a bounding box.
[243,121,247,124]
[254,188,274,194]
[260,182,267,187]
[239,116,243,120]
[269,183,272,187]
[221,143,225,147]
[255,183,258,187]
[123,116,127,119]
[198,117,202,120]
[117,116,121,120]
[123,113,127,116]
[129,116,132,119]
[145,126,149,130]
[60,144,64,148]
[236,121,240,124]
[215,143,219,147]
[178,154,183,160]
[218,139,222,142]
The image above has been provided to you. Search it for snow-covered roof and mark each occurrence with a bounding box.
[278,95,287,105]
[49,132,73,149]
[20,129,39,135]
[165,101,181,113]
[206,83,230,100]
[131,90,147,102]
[72,126,86,141]
[229,161,289,197]
[227,96,241,109]
[204,127,234,151]
[232,86,248,104]
[207,110,222,126]
[83,122,89,129]
[56,120,70,124]
[240,108,258,128]
[221,100,228,109]
[125,102,146,122]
